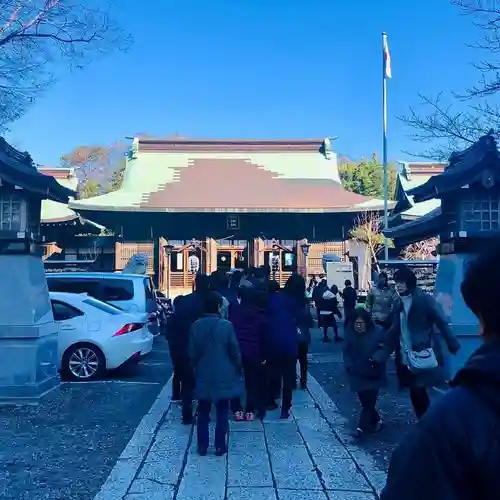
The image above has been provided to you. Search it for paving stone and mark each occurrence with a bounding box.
[177,453,226,500]
[229,429,267,454]
[227,451,273,487]
[264,423,303,448]
[315,458,372,492]
[270,447,322,490]
[128,478,175,497]
[149,426,191,453]
[137,450,185,485]
[277,491,328,500]
[227,487,277,499]
[230,419,265,432]
[327,492,377,500]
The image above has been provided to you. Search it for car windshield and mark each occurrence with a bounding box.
[83,297,122,315]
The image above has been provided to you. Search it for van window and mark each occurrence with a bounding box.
[144,277,155,301]
[99,279,134,302]
[47,278,100,296]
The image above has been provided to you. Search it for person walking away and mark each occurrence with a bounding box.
[265,274,304,418]
[169,274,212,424]
[229,286,267,421]
[291,278,314,390]
[166,294,185,401]
[343,308,391,438]
[316,285,342,342]
[380,241,500,500]
[210,270,231,319]
[341,279,357,329]
[366,272,395,329]
[189,291,244,456]
[389,266,460,420]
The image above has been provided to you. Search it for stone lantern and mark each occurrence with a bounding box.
[0,138,75,402]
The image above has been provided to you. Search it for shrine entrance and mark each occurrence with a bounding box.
[215,238,248,273]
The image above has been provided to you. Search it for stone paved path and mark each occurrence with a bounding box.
[96,377,384,500]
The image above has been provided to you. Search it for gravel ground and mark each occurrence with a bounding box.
[0,337,172,500]
[307,324,440,472]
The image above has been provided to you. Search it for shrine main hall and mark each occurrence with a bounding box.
[66,137,385,292]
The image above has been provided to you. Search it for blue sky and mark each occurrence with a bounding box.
[5,0,485,166]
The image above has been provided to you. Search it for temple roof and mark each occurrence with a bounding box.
[38,167,79,224]
[70,137,389,214]
[392,161,445,219]
[0,138,75,202]
[385,131,500,244]
[408,132,500,203]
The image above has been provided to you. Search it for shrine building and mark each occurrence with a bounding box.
[68,137,388,293]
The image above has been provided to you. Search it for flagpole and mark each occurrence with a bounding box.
[382,32,389,262]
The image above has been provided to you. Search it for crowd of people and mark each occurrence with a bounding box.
[166,266,312,456]
[165,240,500,498]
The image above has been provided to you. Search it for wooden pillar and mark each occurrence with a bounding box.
[158,237,168,291]
[114,241,122,271]
[296,238,308,279]
[206,237,217,274]
[253,237,265,267]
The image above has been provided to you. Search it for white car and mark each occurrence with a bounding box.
[49,292,154,381]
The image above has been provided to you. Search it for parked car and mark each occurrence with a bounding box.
[50,291,154,381]
[46,272,161,336]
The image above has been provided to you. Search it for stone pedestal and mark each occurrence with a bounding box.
[0,254,59,403]
[434,253,481,379]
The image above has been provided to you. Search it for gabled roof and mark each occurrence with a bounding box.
[393,161,446,217]
[408,132,500,202]
[0,138,75,202]
[38,167,79,224]
[70,137,389,214]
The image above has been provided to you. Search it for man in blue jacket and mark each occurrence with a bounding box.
[381,240,500,500]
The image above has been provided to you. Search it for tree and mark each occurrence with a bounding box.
[61,142,127,197]
[0,0,131,131]
[79,179,101,199]
[349,212,393,272]
[339,153,397,199]
[402,237,439,261]
[106,156,126,192]
[401,1,500,159]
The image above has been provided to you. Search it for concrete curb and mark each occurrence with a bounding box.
[307,373,388,498]
[93,376,173,500]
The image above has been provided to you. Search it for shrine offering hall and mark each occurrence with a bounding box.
[58,137,385,293]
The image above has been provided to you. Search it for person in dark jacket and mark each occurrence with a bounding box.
[265,274,304,419]
[189,291,244,456]
[381,240,500,500]
[389,266,460,419]
[167,294,185,401]
[229,286,267,421]
[168,274,211,424]
[316,285,342,342]
[343,307,391,438]
[341,279,357,329]
[290,277,314,390]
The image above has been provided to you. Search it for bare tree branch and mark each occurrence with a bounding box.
[400,1,500,158]
[401,237,438,260]
[0,0,131,131]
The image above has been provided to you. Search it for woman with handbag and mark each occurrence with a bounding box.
[188,291,244,456]
[343,307,392,438]
[390,266,460,420]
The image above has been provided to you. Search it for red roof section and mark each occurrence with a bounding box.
[143,157,368,210]
[38,166,73,180]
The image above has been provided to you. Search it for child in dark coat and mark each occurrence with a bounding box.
[343,307,391,438]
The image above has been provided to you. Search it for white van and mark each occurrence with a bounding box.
[46,272,160,336]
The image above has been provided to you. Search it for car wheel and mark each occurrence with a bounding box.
[62,343,106,382]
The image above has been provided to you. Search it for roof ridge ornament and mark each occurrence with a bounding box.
[322,137,337,159]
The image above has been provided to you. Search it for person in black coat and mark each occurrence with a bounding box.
[341,279,357,329]
[381,239,500,500]
[168,273,211,424]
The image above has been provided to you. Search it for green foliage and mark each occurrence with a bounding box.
[79,179,102,199]
[105,157,126,192]
[339,153,397,199]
